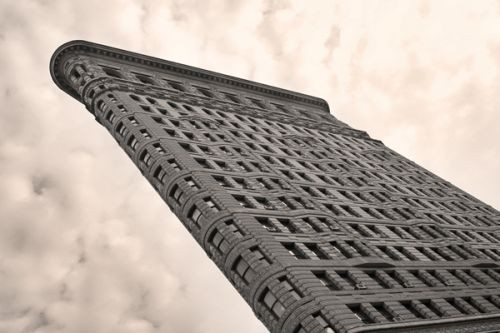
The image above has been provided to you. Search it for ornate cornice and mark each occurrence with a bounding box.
[49,40,330,113]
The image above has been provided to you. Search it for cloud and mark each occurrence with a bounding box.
[0,1,499,333]
[323,24,341,65]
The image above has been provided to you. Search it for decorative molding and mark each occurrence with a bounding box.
[50,40,330,113]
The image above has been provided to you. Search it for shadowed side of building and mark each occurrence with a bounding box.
[50,40,500,333]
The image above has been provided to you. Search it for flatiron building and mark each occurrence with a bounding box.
[50,41,500,333]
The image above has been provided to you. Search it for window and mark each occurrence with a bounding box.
[330,242,352,258]
[373,303,395,321]
[255,197,274,210]
[153,166,167,185]
[102,66,122,78]
[128,116,138,126]
[233,256,255,284]
[271,103,288,113]
[444,298,468,315]
[152,117,165,125]
[180,143,195,153]
[283,243,307,259]
[213,176,231,188]
[420,300,443,317]
[157,108,169,116]
[401,301,425,319]
[248,98,266,109]
[167,101,179,109]
[208,229,228,255]
[169,184,184,205]
[314,271,339,290]
[187,206,203,228]
[259,288,285,319]
[129,94,141,102]
[139,150,152,167]
[195,158,213,169]
[311,312,336,333]
[167,158,181,171]
[127,135,138,151]
[302,217,323,232]
[348,304,373,324]
[140,129,151,138]
[226,220,244,238]
[185,177,199,190]
[280,219,298,233]
[278,276,301,300]
[105,111,116,124]
[165,80,185,91]
[224,93,240,103]
[197,87,214,98]
[116,122,128,137]
[204,198,220,212]
[305,243,329,260]
[146,97,157,105]
[233,195,253,208]
[367,271,389,288]
[135,73,155,85]
[215,161,231,171]
[116,104,127,113]
[140,105,152,113]
[337,271,362,289]
[69,67,82,83]
[153,143,166,155]
[96,100,105,112]
[256,217,279,232]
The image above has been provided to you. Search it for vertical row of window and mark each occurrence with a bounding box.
[208,219,244,256]
[151,157,182,186]
[348,295,500,324]
[232,255,256,285]
[347,223,448,241]
[322,202,417,221]
[232,194,313,211]
[163,77,325,120]
[186,197,221,230]
[259,277,302,319]
[179,141,250,158]
[193,157,268,173]
[68,64,86,85]
[152,165,168,186]
[166,177,199,202]
[450,229,500,243]
[374,244,481,262]
[282,241,372,260]
[313,268,500,291]
[280,241,496,263]
[187,205,203,229]
[294,312,336,333]
[213,175,290,191]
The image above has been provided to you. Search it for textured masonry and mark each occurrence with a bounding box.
[50,40,500,333]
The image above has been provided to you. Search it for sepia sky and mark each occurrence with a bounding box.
[0,1,499,332]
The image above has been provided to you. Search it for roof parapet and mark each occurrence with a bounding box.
[50,40,330,113]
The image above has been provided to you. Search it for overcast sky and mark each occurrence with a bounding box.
[1,1,499,333]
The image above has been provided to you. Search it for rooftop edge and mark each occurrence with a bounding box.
[49,40,331,113]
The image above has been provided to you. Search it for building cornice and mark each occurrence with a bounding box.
[49,40,330,113]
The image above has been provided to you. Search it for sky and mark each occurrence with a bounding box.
[0,1,499,332]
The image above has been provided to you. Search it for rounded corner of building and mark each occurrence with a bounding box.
[318,97,331,114]
[50,40,92,100]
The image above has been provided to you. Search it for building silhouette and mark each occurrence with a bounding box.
[50,41,500,333]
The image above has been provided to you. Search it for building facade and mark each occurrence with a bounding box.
[50,41,500,333]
